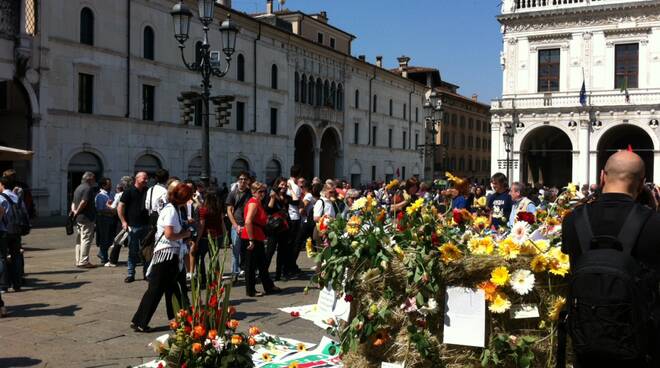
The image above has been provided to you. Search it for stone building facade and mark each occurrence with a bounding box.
[491,0,660,187]
[0,0,426,216]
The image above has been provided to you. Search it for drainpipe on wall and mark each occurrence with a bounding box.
[367,68,376,145]
[125,0,131,118]
[253,22,261,132]
[408,87,413,150]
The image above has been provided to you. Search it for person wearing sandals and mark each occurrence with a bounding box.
[130,183,193,332]
[242,181,281,297]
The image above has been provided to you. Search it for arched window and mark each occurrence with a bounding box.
[294,72,299,102]
[143,26,155,60]
[308,77,315,105]
[265,160,282,186]
[300,74,307,104]
[373,94,378,113]
[230,158,250,179]
[315,78,322,106]
[337,84,344,111]
[389,99,393,116]
[237,54,245,82]
[354,89,360,109]
[330,82,336,109]
[468,155,473,171]
[80,7,94,46]
[135,154,162,176]
[271,64,278,89]
[459,158,465,171]
[323,80,330,107]
[461,134,466,148]
[188,156,202,180]
[452,113,458,126]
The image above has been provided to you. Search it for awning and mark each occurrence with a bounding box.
[0,146,34,161]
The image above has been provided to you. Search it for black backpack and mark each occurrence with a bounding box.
[566,203,657,362]
[0,193,31,236]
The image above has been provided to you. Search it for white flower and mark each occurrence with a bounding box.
[212,337,225,353]
[148,334,170,354]
[419,298,438,315]
[509,269,535,295]
[511,221,530,245]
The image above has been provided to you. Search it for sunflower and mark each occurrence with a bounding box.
[497,237,520,260]
[406,197,425,216]
[490,266,510,286]
[261,352,273,362]
[439,242,463,264]
[473,216,490,230]
[296,343,307,352]
[468,236,494,255]
[488,292,512,313]
[288,362,300,368]
[386,179,400,191]
[530,254,548,273]
[548,296,567,321]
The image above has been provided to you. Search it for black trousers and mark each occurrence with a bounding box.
[266,231,288,278]
[6,235,22,289]
[131,257,186,328]
[287,219,302,272]
[245,241,274,297]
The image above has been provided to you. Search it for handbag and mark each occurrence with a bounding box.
[140,227,157,263]
[65,212,76,235]
[265,212,288,236]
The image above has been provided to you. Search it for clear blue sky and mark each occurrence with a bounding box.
[232,0,504,103]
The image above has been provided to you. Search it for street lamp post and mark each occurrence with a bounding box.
[423,91,443,179]
[170,0,239,185]
[503,122,514,181]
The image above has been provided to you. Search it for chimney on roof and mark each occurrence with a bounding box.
[320,11,327,20]
[472,94,478,102]
[217,0,232,9]
[266,0,273,14]
[358,55,366,61]
[397,55,410,78]
[376,56,383,68]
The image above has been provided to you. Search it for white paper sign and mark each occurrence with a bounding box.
[510,304,540,319]
[317,287,337,314]
[381,362,405,368]
[443,286,486,348]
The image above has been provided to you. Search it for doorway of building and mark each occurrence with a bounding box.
[520,126,572,187]
[67,152,103,208]
[0,80,32,184]
[294,125,315,180]
[320,128,340,180]
[597,124,653,183]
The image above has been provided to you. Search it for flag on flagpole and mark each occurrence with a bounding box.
[579,79,587,107]
[620,76,630,103]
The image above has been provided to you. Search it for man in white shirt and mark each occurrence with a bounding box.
[286,166,302,275]
[144,169,169,217]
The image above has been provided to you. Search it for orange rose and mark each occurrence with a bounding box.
[191,342,202,354]
[478,280,498,302]
[228,306,237,315]
[231,334,243,345]
[169,320,179,330]
[207,329,218,340]
[248,337,257,346]
[193,325,206,339]
[372,330,389,347]
[226,319,240,330]
[248,326,261,336]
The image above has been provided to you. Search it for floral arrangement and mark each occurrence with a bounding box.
[311,182,580,368]
[153,237,257,368]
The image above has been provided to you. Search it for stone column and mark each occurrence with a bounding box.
[314,148,321,178]
[578,120,590,185]
[654,151,660,184]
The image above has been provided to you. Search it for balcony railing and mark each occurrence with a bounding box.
[502,0,649,14]
[491,90,660,110]
[296,103,344,125]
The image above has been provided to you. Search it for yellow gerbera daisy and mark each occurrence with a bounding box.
[473,216,490,230]
[497,237,520,260]
[469,236,495,255]
[530,254,548,273]
[439,242,463,264]
[488,292,512,313]
[490,266,510,286]
[548,296,566,321]
[406,198,425,216]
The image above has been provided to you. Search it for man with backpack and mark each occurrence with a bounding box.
[226,171,252,282]
[561,150,660,367]
[1,176,30,291]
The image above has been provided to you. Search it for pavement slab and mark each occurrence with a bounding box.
[0,227,324,367]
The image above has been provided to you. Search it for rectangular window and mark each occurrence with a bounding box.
[388,128,393,148]
[615,43,639,89]
[372,126,377,146]
[330,37,335,49]
[354,123,359,144]
[373,95,377,113]
[270,108,278,135]
[78,73,93,114]
[351,174,361,188]
[236,101,245,131]
[317,33,324,44]
[194,100,202,126]
[415,107,418,122]
[0,81,6,111]
[538,48,560,92]
[142,84,155,121]
[402,131,407,149]
[415,133,419,149]
[403,104,407,120]
[402,166,406,180]
[371,165,376,182]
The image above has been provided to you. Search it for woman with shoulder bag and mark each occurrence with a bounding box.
[242,181,281,297]
[131,183,193,332]
[265,177,291,281]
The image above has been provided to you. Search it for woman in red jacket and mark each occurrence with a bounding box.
[242,181,281,297]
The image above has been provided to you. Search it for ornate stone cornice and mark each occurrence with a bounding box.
[499,1,660,33]
[527,32,573,42]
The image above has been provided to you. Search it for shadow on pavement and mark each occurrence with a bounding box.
[229,298,257,306]
[24,278,90,291]
[25,269,85,276]
[0,357,42,367]
[232,311,271,319]
[7,303,82,317]
[276,286,306,295]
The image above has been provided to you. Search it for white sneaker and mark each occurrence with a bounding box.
[104,262,117,267]
[238,270,245,278]
[186,272,192,281]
